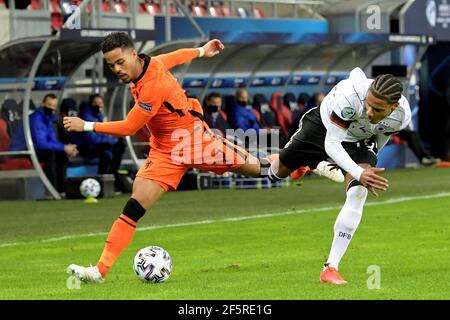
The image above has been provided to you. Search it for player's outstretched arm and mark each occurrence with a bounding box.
[156,39,225,70]
[324,123,389,195]
[64,106,151,137]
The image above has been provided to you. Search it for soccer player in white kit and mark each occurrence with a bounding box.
[268,67,411,284]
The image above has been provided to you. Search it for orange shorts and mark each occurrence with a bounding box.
[136,128,250,191]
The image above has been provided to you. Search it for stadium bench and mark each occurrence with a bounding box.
[0,169,46,200]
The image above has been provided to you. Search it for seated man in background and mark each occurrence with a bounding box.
[289,92,325,139]
[203,92,231,137]
[229,88,260,131]
[311,92,325,108]
[396,127,440,166]
[70,94,126,175]
[9,93,78,192]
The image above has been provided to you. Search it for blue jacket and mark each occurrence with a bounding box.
[9,107,65,152]
[229,101,260,132]
[69,103,117,146]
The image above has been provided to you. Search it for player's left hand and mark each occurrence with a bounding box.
[202,39,225,58]
[63,116,85,132]
[359,167,389,197]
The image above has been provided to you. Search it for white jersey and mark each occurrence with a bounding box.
[320,67,411,143]
[318,67,411,181]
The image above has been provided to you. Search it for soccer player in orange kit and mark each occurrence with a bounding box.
[64,32,274,283]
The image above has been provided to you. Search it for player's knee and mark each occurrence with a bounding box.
[336,208,362,231]
[347,181,368,199]
[345,182,368,212]
[122,198,147,223]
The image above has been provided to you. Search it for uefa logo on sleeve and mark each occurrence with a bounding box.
[426,0,437,27]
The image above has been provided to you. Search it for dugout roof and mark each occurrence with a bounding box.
[150,32,435,102]
[0,29,155,200]
[0,30,434,199]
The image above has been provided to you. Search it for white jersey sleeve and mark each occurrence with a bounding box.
[322,68,366,126]
[324,123,365,181]
[320,68,369,181]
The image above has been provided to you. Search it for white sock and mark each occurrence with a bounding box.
[325,185,368,270]
[268,160,284,182]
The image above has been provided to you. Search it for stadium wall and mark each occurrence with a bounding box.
[154,16,329,44]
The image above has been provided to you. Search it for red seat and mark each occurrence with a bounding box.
[50,2,61,14]
[270,92,292,137]
[0,158,35,170]
[0,118,10,160]
[209,6,223,17]
[391,135,407,145]
[112,0,127,13]
[219,110,227,122]
[51,13,63,31]
[171,4,177,15]
[190,4,206,16]
[138,3,146,13]
[50,0,63,31]
[0,118,34,171]
[140,1,159,15]
[221,5,231,16]
[161,2,177,15]
[102,0,110,12]
[253,7,265,18]
[251,109,262,127]
[29,0,43,10]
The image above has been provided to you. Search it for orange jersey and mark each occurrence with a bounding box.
[94,48,249,191]
[95,48,202,149]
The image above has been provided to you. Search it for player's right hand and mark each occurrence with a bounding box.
[63,117,85,132]
[359,167,389,197]
[64,144,78,157]
[202,39,225,58]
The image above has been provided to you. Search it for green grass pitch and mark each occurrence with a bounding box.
[0,167,449,299]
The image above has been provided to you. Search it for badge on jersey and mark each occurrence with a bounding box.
[376,121,396,134]
[138,101,153,111]
[341,107,356,120]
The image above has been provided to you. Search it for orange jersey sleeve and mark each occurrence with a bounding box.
[95,82,165,136]
[155,48,199,70]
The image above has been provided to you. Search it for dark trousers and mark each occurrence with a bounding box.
[397,129,430,160]
[77,139,126,175]
[35,149,68,193]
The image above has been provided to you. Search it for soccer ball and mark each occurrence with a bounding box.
[133,246,172,283]
[79,178,101,198]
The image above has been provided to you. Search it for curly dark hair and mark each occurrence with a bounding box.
[100,32,135,54]
[369,74,403,104]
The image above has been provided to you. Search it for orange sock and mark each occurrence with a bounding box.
[97,214,137,278]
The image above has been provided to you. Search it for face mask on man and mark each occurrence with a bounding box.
[43,106,55,116]
[237,100,247,106]
[91,105,101,114]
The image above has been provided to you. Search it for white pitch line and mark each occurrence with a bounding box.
[1,192,449,249]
